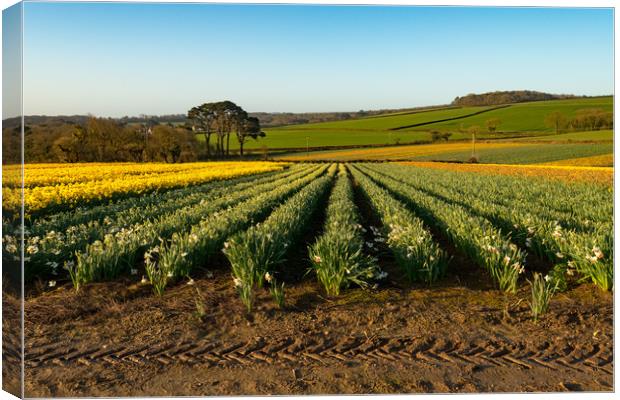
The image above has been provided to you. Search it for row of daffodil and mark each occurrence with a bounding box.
[349,165,448,285]
[307,165,385,296]
[143,164,333,297]
[358,164,526,293]
[6,162,252,188]
[3,161,231,189]
[3,161,288,216]
[4,165,308,281]
[398,168,607,233]
[224,164,338,311]
[66,164,321,290]
[368,163,613,291]
[396,164,612,228]
[24,165,301,237]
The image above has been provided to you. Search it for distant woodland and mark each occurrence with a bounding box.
[3,101,266,164]
[452,90,583,106]
[3,91,610,164]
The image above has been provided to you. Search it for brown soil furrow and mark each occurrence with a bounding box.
[279,352,299,362]
[263,337,295,354]
[28,347,78,364]
[476,354,508,367]
[596,355,614,367]
[144,342,180,357]
[23,334,613,377]
[324,351,350,361]
[187,342,219,357]
[502,355,533,369]
[214,342,245,356]
[554,358,590,373]
[247,351,274,363]
[113,344,150,359]
[414,352,445,366]
[583,361,614,375]
[166,342,199,356]
[61,347,101,362]
[370,349,400,361]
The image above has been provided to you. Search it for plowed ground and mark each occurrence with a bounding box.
[22,257,612,396]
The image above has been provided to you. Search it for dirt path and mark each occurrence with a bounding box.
[23,266,613,396]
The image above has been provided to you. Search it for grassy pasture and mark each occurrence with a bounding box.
[411,143,613,164]
[275,142,525,161]
[271,105,496,131]
[405,97,613,133]
[231,129,432,150]
[208,97,613,151]
[275,141,612,164]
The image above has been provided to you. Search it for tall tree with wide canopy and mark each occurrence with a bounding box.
[188,103,215,158]
[188,100,266,158]
[236,116,265,157]
[210,101,244,157]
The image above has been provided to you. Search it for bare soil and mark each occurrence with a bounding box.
[22,258,613,397]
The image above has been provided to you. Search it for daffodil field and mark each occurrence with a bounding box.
[308,165,385,296]
[2,160,613,314]
[3,161,286,217]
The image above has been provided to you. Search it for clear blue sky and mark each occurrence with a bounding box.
[14,3,615,117]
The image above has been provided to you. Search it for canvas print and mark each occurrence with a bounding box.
[1,2,614,397]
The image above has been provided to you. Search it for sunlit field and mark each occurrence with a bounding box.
[2,162,287,216]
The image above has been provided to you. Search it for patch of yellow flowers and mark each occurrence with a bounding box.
[541,153,613,168]
[3,162,288,215]
[5,162,262,188]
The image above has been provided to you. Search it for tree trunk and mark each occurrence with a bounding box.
[204,132,211,158]
[239,140,244,158]
[226,132,230,157]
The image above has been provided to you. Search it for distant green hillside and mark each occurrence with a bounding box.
[406,97,613,133]
[273,105,497,131]
[205,96,613,151]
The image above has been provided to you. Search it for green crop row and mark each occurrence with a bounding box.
[357,164,526,292]
[68,165,323,290]
[349,165,448,284]
[26,165,299,234]
[10,165,311,280]
[308,165,383,296]
[143,165,333,295]
[367,163,613,291]
[224,164,338,310]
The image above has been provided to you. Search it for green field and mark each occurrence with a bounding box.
[213,96,612,151]
[408,97,613,133]
[414,143,613,164]
[274,105,496,131]
[503,129,613,142]
[275,141,613,165]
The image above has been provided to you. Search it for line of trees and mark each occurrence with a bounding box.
[2,100,267,164]
[544,108,613,134]
[188,101,265,158]
[3,118,200,164]
[50,119,196,163]
[452,90,579,106]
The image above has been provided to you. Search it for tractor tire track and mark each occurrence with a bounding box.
[25,334,612,376]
